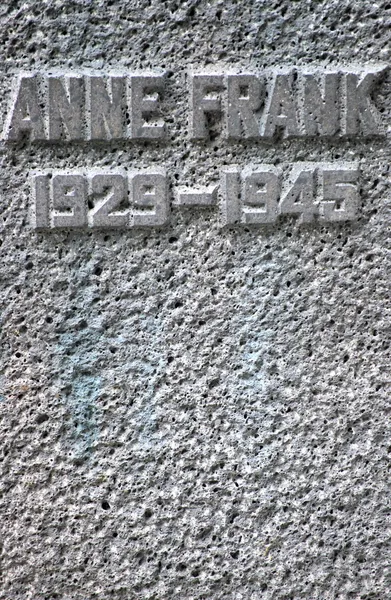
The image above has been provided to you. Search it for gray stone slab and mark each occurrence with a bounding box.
[0,2,390,600]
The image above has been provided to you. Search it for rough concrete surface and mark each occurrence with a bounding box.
[0,1,390,599]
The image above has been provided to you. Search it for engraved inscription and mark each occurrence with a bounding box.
[31,163,359,230]
[300,72,339,136]
[220,163,359,226]
[88,76,126,141]
[131,169,169,226]
[52,174,87,228]
[320,164,360,221]
[174,185,218,207]
[32,173,50,229]
[241,165,281,224]
[189,72,224,139]
[260,71,299,139]
[226,74,264,139]
[4,75,46,141]
[48,75,85,141]
[2,64,379,236]
[189,66,386,140]
[2,64,386,143]
[3,72,166,142]
[90,173,128,228]
[343,70,385,135]
[129,75,165,140]
[279,165,317,224]
[31,169,169,229]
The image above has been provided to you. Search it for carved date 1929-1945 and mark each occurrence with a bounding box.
[31,163,359,230]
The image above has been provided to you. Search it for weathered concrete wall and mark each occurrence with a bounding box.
[0,1,390,599]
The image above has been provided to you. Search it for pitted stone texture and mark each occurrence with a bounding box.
[0,1,390,600]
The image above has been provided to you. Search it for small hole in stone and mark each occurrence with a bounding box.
[36,413,49,425]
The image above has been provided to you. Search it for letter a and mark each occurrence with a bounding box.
[3,75,45,141]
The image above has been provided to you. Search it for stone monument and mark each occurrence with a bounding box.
[0,1,389,599]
